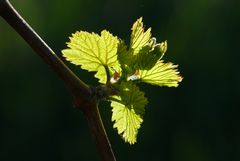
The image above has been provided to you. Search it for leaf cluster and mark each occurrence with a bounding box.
[62,17,182,144]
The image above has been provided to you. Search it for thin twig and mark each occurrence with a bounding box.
[0,0,116,161]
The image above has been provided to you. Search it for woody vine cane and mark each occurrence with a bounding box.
[0,1,115,161]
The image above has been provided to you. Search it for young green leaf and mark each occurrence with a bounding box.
[110,81,148,144]
[135,42,163,70]
[139,61,183,87]
[129,18,167,71]
[117,40,136,77]
[130,17,152,55]
[62,30,121,84]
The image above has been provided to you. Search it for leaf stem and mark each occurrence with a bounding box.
[104,65,111,84]
[107,97,123,104]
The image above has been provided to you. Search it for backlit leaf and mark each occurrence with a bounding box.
[117,40,136,76]
[62,30,120,84]
[110,81,148,144]
[139,61,183,87]
[130,17,152,55]
[135,43,162,70]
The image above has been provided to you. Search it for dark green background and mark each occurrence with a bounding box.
[0,0,239,161]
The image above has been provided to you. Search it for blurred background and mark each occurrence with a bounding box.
[0,0,240,161]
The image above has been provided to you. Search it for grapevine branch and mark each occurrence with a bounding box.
[0,0,116,161]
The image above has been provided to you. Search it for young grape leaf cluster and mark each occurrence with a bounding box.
[62,17,182,144]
